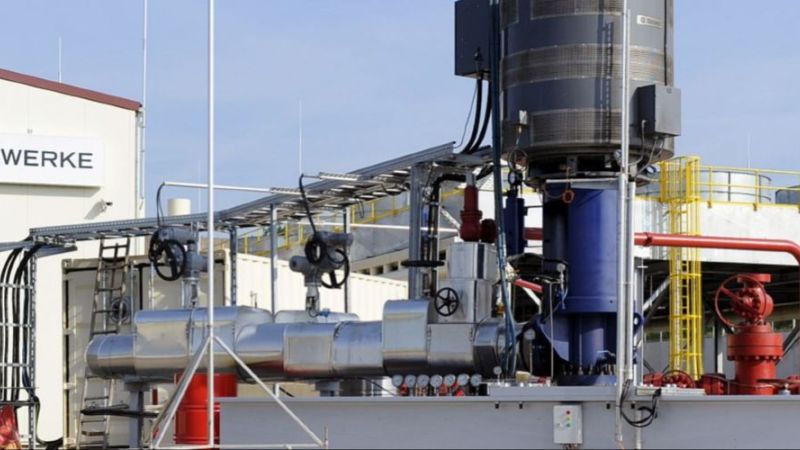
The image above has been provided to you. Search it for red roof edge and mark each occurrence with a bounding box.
[0,68,141,111]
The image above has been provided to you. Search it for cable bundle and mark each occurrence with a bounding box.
[0,246,61,447]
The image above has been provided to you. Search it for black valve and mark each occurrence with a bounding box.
[434,287,460,317]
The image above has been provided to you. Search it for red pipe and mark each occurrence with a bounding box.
[513,278,543,294]
[524,227,543,241]
[635,232,800,264]
[524,227,800,265]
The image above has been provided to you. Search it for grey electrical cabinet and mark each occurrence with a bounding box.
[638,84,682,137]
[454,0,491,78]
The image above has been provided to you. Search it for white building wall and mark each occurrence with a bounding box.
[267,259,407,321]
[0,77,141,440]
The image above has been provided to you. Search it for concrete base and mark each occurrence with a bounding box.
[220,385,800,449]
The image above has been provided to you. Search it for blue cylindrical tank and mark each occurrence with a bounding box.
[539,187,618,382]
[565,189,618,315]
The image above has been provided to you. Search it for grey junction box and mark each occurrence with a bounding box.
[454,0,491,78]
[638,84,682,137]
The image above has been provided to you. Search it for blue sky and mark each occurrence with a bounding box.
[2,1,800,214]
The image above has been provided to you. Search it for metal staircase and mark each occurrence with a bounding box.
[660,156,704,378]
[78,238,131,448]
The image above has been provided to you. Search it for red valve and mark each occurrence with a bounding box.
[644,369,696,389]
[712,273,783,395]
[661,369,696,389]
[714,273,774,329]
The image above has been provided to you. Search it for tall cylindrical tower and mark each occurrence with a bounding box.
[501,0,675,178]
[498,0,677,384]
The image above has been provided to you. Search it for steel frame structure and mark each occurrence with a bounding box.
[9,143,461,247]
[0,141,489,448]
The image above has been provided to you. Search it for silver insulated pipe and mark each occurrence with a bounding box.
[86,305,505,381]
[87,242,507,381]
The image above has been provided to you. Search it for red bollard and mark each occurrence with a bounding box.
[174,372,238,445]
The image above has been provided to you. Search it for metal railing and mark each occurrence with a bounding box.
[236,188,465,256]
[639,159,800,210]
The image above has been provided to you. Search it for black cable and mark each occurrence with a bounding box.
[455,81,479,149]
[461,77,484,153]
[10,246,38,403]
[619,379,661,428]
[299,175,331,265]
[11,249,33,402]
[21,371,64,449]
[279,386,295,398]
[304,237,327,265]
[466,84,492,154]
[298,174,317,237]
[14,246,39,403]
[156,182,166,227]
[0,249,21,402]
[299,174,352,290]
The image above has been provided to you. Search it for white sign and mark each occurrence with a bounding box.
[0,133,105,187]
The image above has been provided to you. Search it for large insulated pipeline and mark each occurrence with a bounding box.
[86,305,506,382]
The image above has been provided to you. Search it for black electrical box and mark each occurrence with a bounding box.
[455,0,491,78]
[638,84,682,137]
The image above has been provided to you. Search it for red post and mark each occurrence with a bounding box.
[174,373,238,445]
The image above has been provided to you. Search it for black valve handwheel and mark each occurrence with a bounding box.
[434,287,460,317]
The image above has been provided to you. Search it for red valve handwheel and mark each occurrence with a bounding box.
[714,274,772,329]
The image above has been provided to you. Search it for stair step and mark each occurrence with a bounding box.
[81,430,107,437]
[95,287,123,292]
[90,330,118,336]
[80,418,107,426]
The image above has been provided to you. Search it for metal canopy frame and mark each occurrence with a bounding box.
[0,141,489,448]
[14,143,471,246]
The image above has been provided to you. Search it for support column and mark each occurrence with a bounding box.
[270,205,278,314]
[407,163,427,299]
[343,207,351,313]
[229,226,238,306]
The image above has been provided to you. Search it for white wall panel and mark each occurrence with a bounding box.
[0,78,140,440]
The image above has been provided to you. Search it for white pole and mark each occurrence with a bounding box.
[58,37,62,82]
[141,0,148,208]
[298,100,303,177]
[624,6,635,384]
[206,0,216,446]
[615,3,630,446]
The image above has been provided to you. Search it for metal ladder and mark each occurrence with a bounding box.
[78,238,131,448]
[660,157,704,378]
